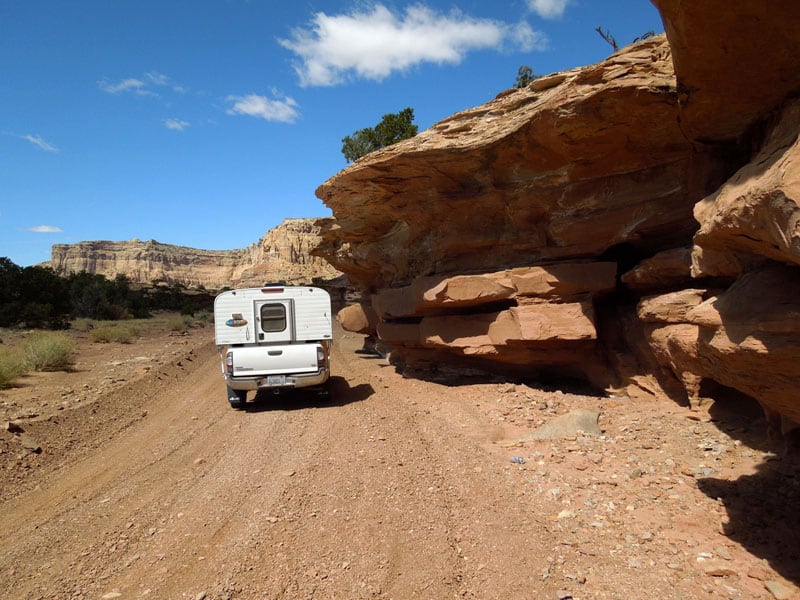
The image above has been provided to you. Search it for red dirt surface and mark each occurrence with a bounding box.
[1,318,798,599]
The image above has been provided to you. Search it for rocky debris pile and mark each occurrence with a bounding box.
[314,0,800,441]
[480,381,800,599]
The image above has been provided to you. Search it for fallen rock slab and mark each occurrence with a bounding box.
[515,409,602,442]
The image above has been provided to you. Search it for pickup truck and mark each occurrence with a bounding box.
[213,285,332,408]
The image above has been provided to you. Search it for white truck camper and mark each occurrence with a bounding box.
[213,285,333,408]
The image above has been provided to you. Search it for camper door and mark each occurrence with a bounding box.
[254,298,294,344]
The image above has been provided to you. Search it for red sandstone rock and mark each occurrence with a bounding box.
[654,0,800,142]
[336,303,377,335]
[316,2,800,431]
[640,266,800,422]
[315,37,720,291]
[692,100,800,277]
[621,248,693,293]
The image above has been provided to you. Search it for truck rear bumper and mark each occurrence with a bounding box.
[225,368,329,391]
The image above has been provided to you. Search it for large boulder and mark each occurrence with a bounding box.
[315,37,725,291]
[313,1,800,435]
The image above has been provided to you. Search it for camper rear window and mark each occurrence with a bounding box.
[260,304,286,333]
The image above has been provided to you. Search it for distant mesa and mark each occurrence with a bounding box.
[48,218,341,290]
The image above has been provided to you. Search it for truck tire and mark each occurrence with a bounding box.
[227,386,247,409]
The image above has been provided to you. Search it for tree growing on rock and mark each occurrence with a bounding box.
[341,107,418,163]
[515,65,536,88]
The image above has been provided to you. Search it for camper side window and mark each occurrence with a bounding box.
[260,304,286,333]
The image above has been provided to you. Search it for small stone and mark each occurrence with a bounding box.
[715,545,732,560]
[195,593,208,600]
[704,564,738,577]
[19,433,42,453]
[101,592,122,599]
[5,421,24,434]
[765,580,797,600]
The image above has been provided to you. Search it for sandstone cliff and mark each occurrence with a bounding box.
[314,0,800,437]
[51,218,341,289]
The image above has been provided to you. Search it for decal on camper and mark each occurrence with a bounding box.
[226,313,248,327]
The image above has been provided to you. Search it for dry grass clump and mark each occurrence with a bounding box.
[0,348,26,388]
[90,323,140,344]
[24,331,76,371]
[168,315,195,332]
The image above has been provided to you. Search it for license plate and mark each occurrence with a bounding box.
[267,375,286,386]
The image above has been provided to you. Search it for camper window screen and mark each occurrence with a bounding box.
[260,304,286,333]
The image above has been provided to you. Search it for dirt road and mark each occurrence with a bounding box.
[1,324,798,599]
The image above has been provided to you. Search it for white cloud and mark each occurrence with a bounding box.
[279,4,540,87]
[22,134,59,153]
[510,22,548,52]
[145,71,169,86]
[27,225,63,233]
[98,77,153,95]
[527,0,572,19]
[226,93,299,123]
[98,71,184,96]
[164,118,190,131]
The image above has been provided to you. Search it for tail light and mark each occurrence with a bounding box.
[317,346,326,368]
[226,351,234,376]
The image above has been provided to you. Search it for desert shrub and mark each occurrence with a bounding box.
[0,348,26,388]
[90,323,140,344]
[193,310,211,327]
[168,316,189,332]
[71,318,94,332]
[24,331,75,371]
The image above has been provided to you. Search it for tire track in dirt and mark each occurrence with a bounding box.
[3,325,797,599]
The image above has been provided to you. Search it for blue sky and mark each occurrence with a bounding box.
[1,0,663,267]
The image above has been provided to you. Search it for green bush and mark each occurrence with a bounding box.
[24,332,76,371]
[90,323,139,344]
[0,348,26,388]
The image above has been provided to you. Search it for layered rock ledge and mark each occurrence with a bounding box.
[314,0,800,436]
